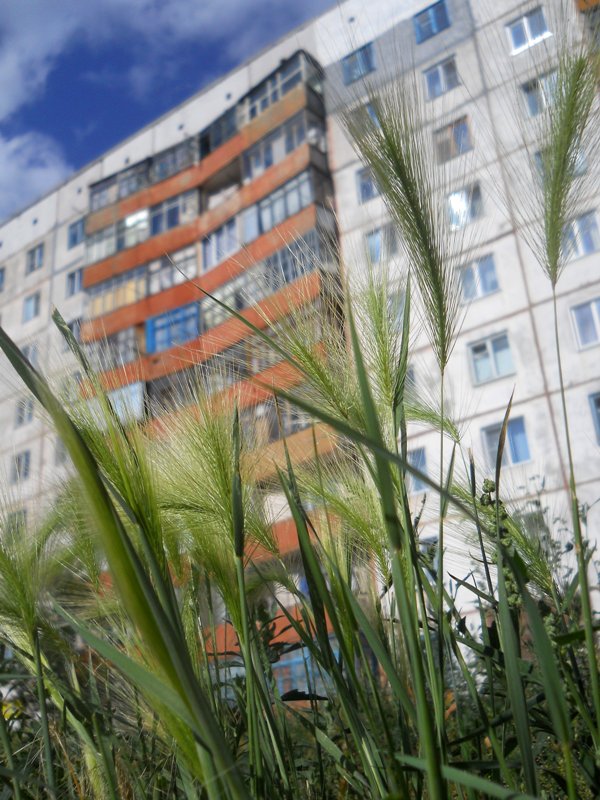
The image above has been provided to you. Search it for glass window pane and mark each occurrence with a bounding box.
[492,335,513,375]
[461,265,477,299]
[443,59,459,90]
[508,417,530,463]
[574,303,598,345]
[426,67,442,98]
[472,343,492,383]
[509,20,527,49]
[528,8,547,39]
[478,256,498,294]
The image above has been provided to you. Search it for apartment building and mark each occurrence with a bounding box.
[0,0,598,577]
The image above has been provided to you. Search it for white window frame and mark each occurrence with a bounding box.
[407,447,428,494]
[26,243,44,275]
[507,7,551,55]
[459,254,499,301]
[468,332,515,385]
[522,70,557,117]
[11,450,31,484]
[563,211,600,261]
[571,297,600,349]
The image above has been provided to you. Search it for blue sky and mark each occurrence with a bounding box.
[0,0,333,221]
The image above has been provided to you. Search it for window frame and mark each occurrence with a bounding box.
[356,167,380,205]
[11,450,31,484]
[590,393,600,444]
[67,218,85,249]
[145,304,200,354]
[459,254,499,301]
[522,70,557,117]
[424,56,459,99]
[468,332,515,385]
[15,396,34,427]
[482,416,531,467]
[434,116,472,163]
[507,7,551,55]
[25,243,44,275]
[414,0,451,44]
[66,268,83,297]
[563,211,600,261]
[23,292,41,323]
[342,42,376,85]
[571,297,600,349]
[407,447,428,494]
[447,183,483,229]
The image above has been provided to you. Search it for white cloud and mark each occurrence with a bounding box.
[0,132,71,220]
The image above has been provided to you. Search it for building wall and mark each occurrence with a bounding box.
[0,0,597,567]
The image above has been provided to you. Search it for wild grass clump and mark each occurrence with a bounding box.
[0,14,598,800]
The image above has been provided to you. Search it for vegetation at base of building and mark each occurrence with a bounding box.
[0,15,599,800]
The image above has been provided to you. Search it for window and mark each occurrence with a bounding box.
[26,243,44,275]
[67,218,85,249]
[414,1,450,44]
[357,167,380,204]
[66,268,83,297]
[21,342,39,367]
[522,71,557,117]
[469,333,514,384]
[424,57,459,99]
[117,163,148,199]
[201,230,320,331]
[482,417,530,466]
[407,447,427,493]
[563,212,600,260]
[256,172,312,234]
[11,451,31,484]
[0,266,5,292]
[342,43,376,85]
[534,148,587,182]
[147,247,197,295]
[63,319,82,352]
[15,396,34,427]
[86,225,116,264]
[590,393,600,444]
[572,297,600,348]
[366,224,398,263]
[460,254,499,300]
[90,177,117,211]
[149,191,198,237]
[507,7,550,53]
[88,266,147,318]
[23,292,40,322]
[447,184,483,229]
[150,140,197,183]
[434,117,472,162]
[116,210,149,251]
[242,113,308,181]
[88,328,138,371]
[203,218,238,271]
[146,304,200,354]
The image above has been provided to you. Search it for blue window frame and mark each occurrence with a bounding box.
[146,304,200,354]
[414,1,450,44]
[590,393,600,444]
[342,43,376,85]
